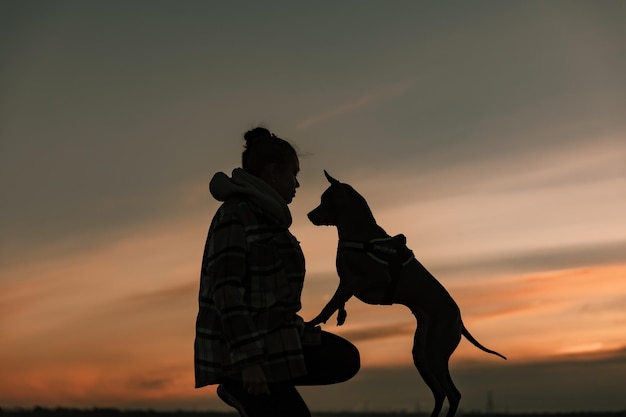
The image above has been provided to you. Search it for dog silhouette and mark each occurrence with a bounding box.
[307,171,506,417]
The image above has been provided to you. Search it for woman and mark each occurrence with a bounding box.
[194,127,360,416]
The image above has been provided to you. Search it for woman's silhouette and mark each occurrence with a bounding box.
[194,127,360,416]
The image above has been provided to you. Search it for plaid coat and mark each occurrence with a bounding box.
[194,189,308,387]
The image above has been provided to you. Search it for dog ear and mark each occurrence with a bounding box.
[324,170,340,185]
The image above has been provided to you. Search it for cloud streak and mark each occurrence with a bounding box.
[295,79,416,130]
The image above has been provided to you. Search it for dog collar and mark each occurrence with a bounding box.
[338,234,414,305]
[338,235,414,267]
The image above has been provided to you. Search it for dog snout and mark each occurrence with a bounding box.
[308,205,332,226]
[307,207,321,224]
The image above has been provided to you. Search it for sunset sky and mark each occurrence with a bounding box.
[1,1,625,413]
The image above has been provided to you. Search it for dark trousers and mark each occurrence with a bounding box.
[221,331,360,417]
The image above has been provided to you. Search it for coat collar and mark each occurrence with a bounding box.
[209,168,292,228]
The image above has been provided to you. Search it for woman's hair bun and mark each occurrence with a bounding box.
[244,127,272,147]
[241,126,296,176]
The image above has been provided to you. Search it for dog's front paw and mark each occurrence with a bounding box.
[337,307,347,326]
[305,317,327,327]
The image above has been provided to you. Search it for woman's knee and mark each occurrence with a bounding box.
[324,331,360,381]
[342,341,360,381]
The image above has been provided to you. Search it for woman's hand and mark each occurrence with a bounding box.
[242,364,270,395]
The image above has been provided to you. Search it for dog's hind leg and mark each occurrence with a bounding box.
[412,317,446,417]
[427,320,463,417]
[443,369,461,417]
[427,355,461,417]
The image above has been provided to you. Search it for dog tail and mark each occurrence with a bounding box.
[462,326,507,360]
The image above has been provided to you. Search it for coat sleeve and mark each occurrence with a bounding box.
[203,210,265,369]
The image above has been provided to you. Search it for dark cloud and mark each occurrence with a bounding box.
[2,0,625,262]
[430,240,626,278]
[578,296,626,315]
[125,364,188,394]
[126,376,173,391]
[299,347,626,412]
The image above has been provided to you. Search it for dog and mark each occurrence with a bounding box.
[306,171,506,417]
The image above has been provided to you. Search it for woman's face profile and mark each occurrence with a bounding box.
[267,155,300,204]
